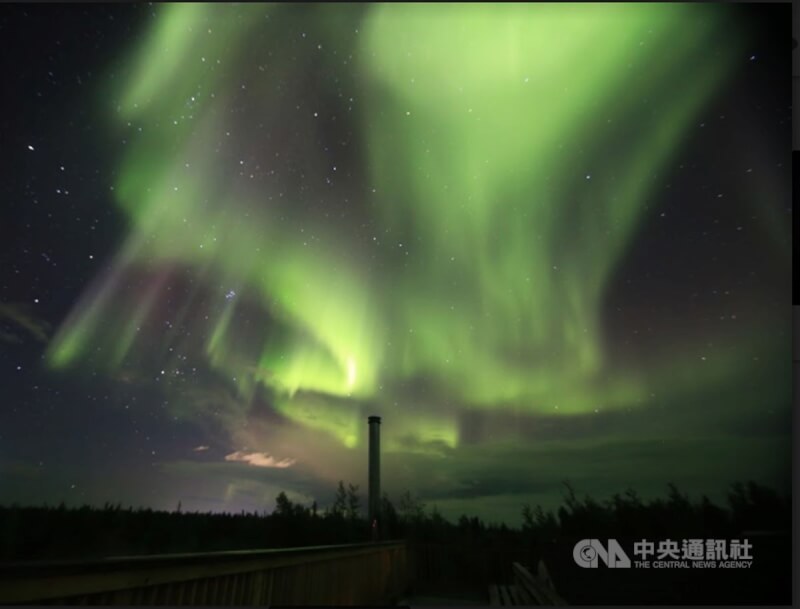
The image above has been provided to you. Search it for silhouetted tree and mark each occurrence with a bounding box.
[331,481,347,518]
[521,503,535,531]
[346,483,360,521]
[274,491,293,517]
[398,490,426,523]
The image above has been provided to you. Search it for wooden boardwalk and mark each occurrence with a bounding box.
[0,541,408,605]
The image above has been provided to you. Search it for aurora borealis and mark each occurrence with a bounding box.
[0,3,792,524]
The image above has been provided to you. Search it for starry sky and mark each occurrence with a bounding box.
[0,3,792,526]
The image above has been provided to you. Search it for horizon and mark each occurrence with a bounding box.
[0,476,788,531]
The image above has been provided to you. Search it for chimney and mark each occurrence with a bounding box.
[368,415,381,539]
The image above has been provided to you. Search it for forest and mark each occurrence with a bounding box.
[0,480,789,562]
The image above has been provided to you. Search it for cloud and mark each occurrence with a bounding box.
[224,451,296,469]
[0,303,50,343]
[0,329,23,344]
[160,458,325,501]
[392,434,454,458]
[0,460,44,478]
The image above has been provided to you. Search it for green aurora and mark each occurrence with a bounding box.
[40,3,790,518]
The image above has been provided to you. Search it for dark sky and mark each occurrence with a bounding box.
[0,3,791,525]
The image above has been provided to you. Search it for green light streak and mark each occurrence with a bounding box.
[46,3,745,447]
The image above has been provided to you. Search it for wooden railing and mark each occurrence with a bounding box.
[0,541,408,606]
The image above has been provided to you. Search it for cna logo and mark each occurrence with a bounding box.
[573,539,632,568]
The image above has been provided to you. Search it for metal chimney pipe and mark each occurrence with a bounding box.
[367,415,381,539]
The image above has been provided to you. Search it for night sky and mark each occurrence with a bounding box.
[0,3,792,526]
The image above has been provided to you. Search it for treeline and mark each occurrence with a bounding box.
[523,480,791,542]
[0,480,789,561]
